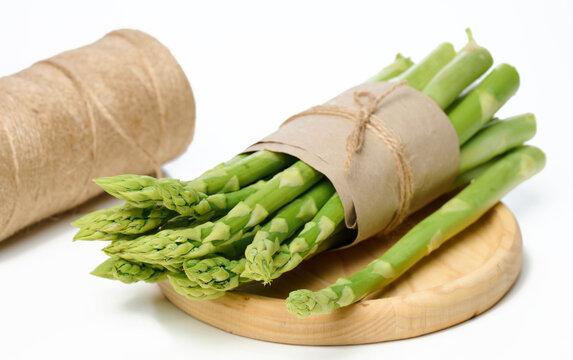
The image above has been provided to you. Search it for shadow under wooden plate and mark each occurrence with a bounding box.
[158,202,522,345]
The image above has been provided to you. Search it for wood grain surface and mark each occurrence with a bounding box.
[159,202,522,345]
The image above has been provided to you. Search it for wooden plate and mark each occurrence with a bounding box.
[158,202,522,345]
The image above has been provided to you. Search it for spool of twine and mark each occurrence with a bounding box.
[0,29,196,242]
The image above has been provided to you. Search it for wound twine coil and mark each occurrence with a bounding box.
[0,29,195,242]
[282,81,413,231]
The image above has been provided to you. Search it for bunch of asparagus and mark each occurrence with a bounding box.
[73,30,545,317]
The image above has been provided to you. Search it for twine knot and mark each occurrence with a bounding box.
[281,80,413,232]
[344,81,407,172]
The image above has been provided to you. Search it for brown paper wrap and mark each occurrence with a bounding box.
[247,82,459,242]
[0,29,195,242]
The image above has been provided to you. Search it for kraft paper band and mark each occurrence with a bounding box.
[246,82,459,242]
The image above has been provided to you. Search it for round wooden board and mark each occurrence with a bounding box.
[158,202,522,345]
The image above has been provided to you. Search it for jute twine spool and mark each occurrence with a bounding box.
[0,29,195,242]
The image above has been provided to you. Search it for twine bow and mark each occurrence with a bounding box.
[281,80,413,232]
[344,81,407,172]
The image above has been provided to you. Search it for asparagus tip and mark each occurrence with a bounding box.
[395,53,413,66]
[156,179,202,215]
[285,289,319,319]
[73,228,94,241]
[90,259,116,280]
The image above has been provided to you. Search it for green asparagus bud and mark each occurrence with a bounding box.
[183,257,247,291]
[156,178,205,215]
[243,180,336,281]
[180,225,261,291]
[94,175,162,208]
[286,146,545,318]
[72,204,177,238]
[167,273,226,300]
[91,257,168,284]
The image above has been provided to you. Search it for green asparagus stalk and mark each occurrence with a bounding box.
[450,156,499,190]
[168,273,226,300]
[74,231,138,242]
[242,180,335,280]
[367,53,414,82]
[448,64,521,145]
[94,175,162,208]
[458,113,536,173]
[180,225,261,290]
[103,161,324,265]
[245,193,346,284]
[95,150,295,208]
[422,29,494,110]
[199,154,248,175]
[183,181,335,291]
[72,205,177,240]
[91,257,170,284]
[394,42,456,90]
[286,146,546,318]
[169,180,267,218]
[459,113,536,173]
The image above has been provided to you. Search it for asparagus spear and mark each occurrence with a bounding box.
[394,42,456,90]
[286,146,546,318]
[460,113,535,173]
[95,150,295,208]
[74,231,138,242]
[423,29,494,109]
[242,180,335,280]
[103,161,324,265]
[183,181,334,290]
[180,225,262,290]
[449,64,521,145]
[91,257,170,284]
[367,53,414,82]
[72,205,177,240]
[94,175,162,208]
[244,193,345,283]
[199,154,248,175]
[450,156,499,190]
[184,257,247,291]
[459,113,536,173]
[168,273,226,300]
[168,180,267,218]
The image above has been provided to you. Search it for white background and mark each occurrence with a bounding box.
[1,1,571,359]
